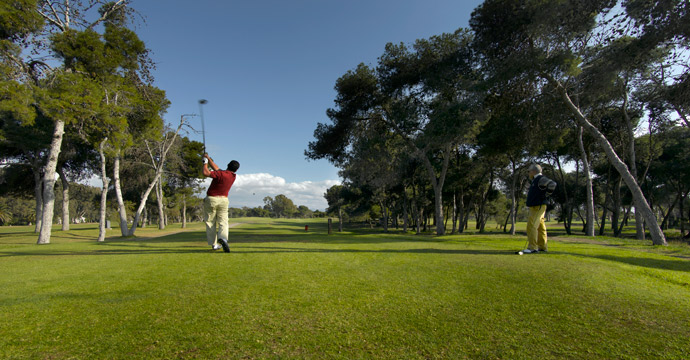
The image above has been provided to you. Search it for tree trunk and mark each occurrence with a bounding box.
[578,127,595,237]
[37,119,65,245]
[419,145,451,235]
[660,192,681,229]
[599,166,612,236]
[510,159,518,235]
[182,194,187,229]
[129,119,186,235]
[680,190,688,238]
[457,188,465,234]
[451,191,458,234]
[380,200,388,232]
[141,206,147,228]
[612,175,622,237]
[554,154,572,235]
[113,153,129,236]
[618,206,631,236]
[553,81,666,245]
[97,139,109,243]
[681,198,690,239]
[156,179,165,230]
[58,165,70,231]
[402,189,409,232]
[338,207,343,232]
[33,168,43,233]
[622,90,646,240]
[128,174,160,235]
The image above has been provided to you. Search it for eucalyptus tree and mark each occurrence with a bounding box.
[470,0,668,244]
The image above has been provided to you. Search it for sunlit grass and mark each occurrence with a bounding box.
[1,219,689,359]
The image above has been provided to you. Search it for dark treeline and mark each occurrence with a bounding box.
[307,0,690,245]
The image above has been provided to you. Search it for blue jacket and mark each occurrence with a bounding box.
[526,174,556,207]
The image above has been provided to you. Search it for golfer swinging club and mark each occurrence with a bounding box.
[522,163,557,254]
[202,153,240,252]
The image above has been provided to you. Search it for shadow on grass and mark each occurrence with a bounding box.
[222,245,512,256]
[0,231,36,240]
[565,252,690,272]
[0,247,208,257]
[0,247,514,258]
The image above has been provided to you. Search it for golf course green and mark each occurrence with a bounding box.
[1,219,688,359]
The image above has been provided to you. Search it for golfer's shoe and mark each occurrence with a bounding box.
[538,249,548,253]
[212,244,222,250]
[522,249,539,254]
[218,238,230,253]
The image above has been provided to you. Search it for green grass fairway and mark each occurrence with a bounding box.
[1,219,689,359]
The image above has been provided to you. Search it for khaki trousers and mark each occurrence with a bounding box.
[527,205,547,251]
[204,196,229,246]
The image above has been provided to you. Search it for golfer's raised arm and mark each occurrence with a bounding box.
[202,153,220,176]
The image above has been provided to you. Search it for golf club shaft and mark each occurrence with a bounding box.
[198,102,207,154]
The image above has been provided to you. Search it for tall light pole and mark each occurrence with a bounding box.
[198,99,208,154]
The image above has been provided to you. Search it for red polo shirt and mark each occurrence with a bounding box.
[206,170,236,197]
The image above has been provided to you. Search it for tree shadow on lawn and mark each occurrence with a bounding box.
[230,244,511,256]
[228,228,496,245]
[0,245,210,257]
[563,252,690,272]
[0,231,36,239]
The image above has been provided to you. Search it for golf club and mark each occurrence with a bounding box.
[515,238,529,255]
[198,99,208,154]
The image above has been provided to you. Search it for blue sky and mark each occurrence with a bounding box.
[130,0,484,209]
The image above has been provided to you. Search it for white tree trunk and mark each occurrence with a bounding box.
[98,139,109,242]
[578,127,595,237]
[33,169,43,233]
[37,119,65,244]
[127,116,186,235]
[128,174,160,235]
[156,179,165,230]
[113,153,129,236]
[555,83,666,245]
[58,166,70,231]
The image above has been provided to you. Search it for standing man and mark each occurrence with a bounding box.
[203,153,240,253]
[523,163,557,254]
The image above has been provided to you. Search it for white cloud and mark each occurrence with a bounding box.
[203,173,340,211]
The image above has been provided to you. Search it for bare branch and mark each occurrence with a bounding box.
[87,0,127,29]
[37,8,66,32]
[145,140,157,168]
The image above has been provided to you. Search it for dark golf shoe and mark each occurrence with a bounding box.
[218,238,230,253]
